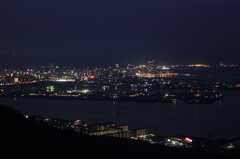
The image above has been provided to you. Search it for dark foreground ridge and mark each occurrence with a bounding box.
[0,104,238,159]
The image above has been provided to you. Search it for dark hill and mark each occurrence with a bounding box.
[0,104,232,158]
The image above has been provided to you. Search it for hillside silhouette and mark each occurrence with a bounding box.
[0,104,237,158]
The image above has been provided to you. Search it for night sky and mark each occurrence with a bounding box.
[1,0,240,65]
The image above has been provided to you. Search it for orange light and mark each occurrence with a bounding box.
[129,94,137,97]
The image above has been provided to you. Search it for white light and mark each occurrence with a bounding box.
[162,66,169,70]
[82,89,89,93]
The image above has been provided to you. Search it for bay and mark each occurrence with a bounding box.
[0,90,239,139]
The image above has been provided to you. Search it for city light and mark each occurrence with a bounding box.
[162,66,169,70]
[184,137,193,143]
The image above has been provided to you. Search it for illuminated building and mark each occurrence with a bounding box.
[188,64,209,67]
[116,125,128,131]
[130,128,149,138]
[88,123,122,136]
[106,131,130,138]
[148,60,154,64]
[89,122,116,131]
[89,129,122,136]
[147,60,155,72]
[74,120,82,126]
[135,73,178,78]
[88,123,131,138]
[14,78,19,83]
[46,86,54,92]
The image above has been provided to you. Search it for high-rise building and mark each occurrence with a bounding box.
[116,125,128,131]
[147,60,155,72]
[130,128,149,138]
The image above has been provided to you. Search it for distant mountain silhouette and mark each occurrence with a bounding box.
[96,47,240,65]
[1,47,239,69]
[0,54,119,69]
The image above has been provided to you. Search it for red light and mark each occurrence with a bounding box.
[184,137,192,143]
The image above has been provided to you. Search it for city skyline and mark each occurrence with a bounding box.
[2,1,240,156]
[1,53,240,70]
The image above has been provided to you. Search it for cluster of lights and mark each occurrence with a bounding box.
[184,137,193,143]
[166,137,193,147]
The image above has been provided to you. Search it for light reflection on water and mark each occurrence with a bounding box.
[0,90,239,139]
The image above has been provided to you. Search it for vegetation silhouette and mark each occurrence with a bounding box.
[0,104,238,158]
